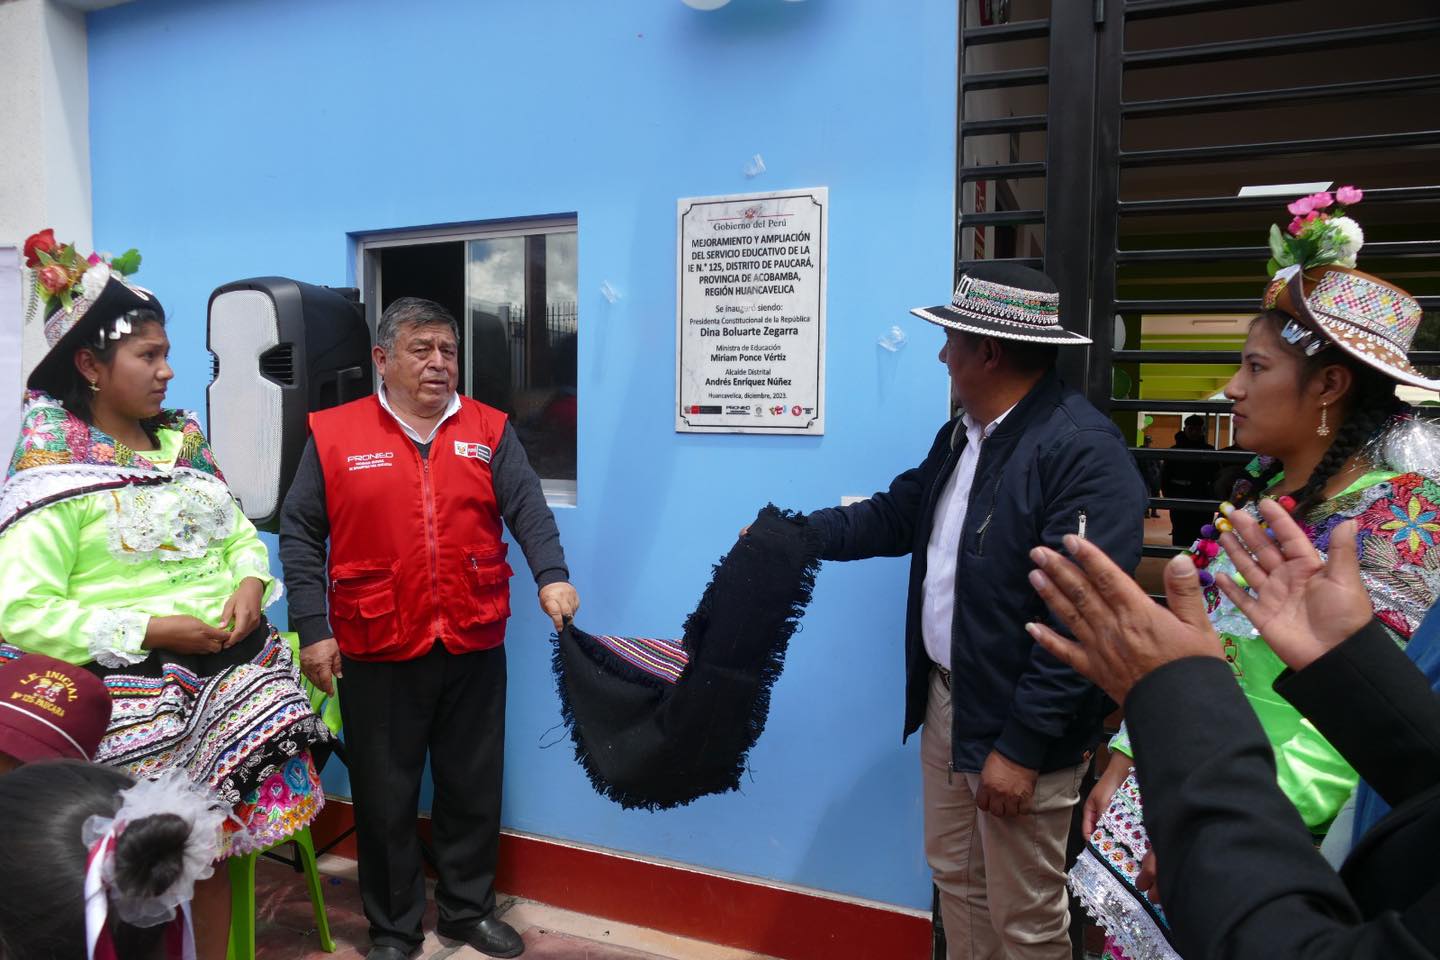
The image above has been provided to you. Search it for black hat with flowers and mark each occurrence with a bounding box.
[23,228,162,396]
[910,261,1091,345]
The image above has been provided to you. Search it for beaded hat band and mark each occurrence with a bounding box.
[39,269,156,352]
[1265,265,1438,391]
[912,264,1090,345]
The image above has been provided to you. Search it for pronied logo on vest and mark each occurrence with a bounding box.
[454,441,493,463]
[346,451,395,472]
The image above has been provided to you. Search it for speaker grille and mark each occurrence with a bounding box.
[259,344,296,384]
[208,290,284,522]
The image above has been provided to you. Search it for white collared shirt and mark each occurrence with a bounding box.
[921,403,1016,670]
[376,384,462,445]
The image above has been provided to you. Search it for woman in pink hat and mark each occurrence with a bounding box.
[1072,189,1440,960]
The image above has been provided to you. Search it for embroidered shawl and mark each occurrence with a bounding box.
[0,391,228,536]
[553,504,820,810]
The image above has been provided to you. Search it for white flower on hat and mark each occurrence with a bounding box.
[1331,216,1365,268]
[80,262,112,301]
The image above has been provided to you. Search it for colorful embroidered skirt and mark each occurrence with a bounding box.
[76,622,327,856]
[223,751,325,857]
[1068,770,1181,960]
[0,627,329,855]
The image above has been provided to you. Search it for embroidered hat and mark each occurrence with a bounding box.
[1265,265,1436,391]
[910,261,1090,345]
[1261,188,1437,391]
[22,229,162,396]
[0,652,112,763]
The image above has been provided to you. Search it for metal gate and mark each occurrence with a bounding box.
[958,0,1440,566]
[946,2,1440,956]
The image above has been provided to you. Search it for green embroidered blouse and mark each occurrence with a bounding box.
[0,428,280,667]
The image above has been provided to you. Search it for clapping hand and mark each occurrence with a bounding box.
[1215,499,1372,671]
[1025,535,1222,704]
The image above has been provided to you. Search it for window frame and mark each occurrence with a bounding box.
[354,215,579,506]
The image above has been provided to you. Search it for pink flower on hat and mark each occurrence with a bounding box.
[37,265,71,295]
[1336,184,1363,205]
[1287,196,1316,216]
[1308,192,1334,210]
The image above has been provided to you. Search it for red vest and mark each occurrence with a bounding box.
[310,395,512,661]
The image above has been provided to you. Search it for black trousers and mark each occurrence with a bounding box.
[339,642,507,951]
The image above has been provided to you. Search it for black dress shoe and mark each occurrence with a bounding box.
[365,946,420,960]
[445,914,525,958]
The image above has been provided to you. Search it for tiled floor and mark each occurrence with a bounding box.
[252,854,779,960]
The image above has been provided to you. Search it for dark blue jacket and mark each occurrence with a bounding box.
[807,371,1146,774]
[1351,602,1440,848]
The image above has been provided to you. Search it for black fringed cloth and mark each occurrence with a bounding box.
[552,504,820,810]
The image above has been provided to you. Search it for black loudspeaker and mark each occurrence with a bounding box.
[207,277,372,531]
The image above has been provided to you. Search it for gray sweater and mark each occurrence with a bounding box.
[279,422,570,647]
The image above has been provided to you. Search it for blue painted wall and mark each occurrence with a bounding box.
[87,0,956,910]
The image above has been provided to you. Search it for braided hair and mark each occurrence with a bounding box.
[1236,310,1409,515]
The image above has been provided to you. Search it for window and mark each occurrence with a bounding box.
[357,218,578,505]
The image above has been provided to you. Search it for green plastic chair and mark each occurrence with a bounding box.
[227,631,341,960]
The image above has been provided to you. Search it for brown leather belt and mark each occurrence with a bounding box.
[935,664,952,690]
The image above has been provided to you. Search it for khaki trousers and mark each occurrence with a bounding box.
[922,668,1085,960]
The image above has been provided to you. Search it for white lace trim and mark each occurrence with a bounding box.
[81,769,224,927]
[103,471,235,563]
[87,608,150,667]
[1069,848,1181,960]
[0,463,157,536]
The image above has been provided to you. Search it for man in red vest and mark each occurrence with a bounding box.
[280,297,578,960]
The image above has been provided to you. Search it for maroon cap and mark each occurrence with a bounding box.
[0,654,112,762]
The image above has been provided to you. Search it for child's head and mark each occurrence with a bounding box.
[0,761,224,960]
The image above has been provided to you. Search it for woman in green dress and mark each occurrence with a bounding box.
[1070,191,1440,960]
[0,232,330,960]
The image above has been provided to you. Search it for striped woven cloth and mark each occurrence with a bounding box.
[589,634,689,684]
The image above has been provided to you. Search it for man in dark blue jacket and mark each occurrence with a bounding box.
[805,263,1146,959]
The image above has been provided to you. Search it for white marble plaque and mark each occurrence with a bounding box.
[676,188,826,434]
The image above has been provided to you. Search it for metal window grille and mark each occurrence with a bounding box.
[957,0,1440,567]
[1089,0,1440,564]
